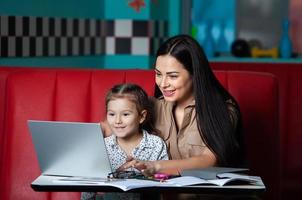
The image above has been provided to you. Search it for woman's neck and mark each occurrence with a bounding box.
[173,95,195,131]
[176,95,195,110]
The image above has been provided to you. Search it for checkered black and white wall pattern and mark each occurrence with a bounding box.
[0,15,168,57]
[104,19,168,55]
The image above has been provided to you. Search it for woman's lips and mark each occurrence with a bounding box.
[162,90,175,97]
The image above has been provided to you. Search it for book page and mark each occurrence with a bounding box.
[166,176,212,186]
[165,175,260,187]
[53,177,175,191]
[181,167,249,179]
[102,179,175,191]
[217,173,260,182]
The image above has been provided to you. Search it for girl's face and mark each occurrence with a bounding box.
[106,98,146,140]
[155,55,194,105]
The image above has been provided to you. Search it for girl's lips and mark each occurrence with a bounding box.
[114,126,125,129]
[162,90,175,97]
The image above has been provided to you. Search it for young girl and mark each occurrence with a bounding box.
[81,83,168,200]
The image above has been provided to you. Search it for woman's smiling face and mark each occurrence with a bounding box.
[155,55,194,104]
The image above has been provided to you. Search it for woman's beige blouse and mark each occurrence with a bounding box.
[153,98,239,160]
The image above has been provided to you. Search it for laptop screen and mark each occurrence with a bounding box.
[28,120,113,178]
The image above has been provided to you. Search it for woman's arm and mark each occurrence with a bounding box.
[119,148,217,175]
[100,120,112,137]
[152,148,217,174]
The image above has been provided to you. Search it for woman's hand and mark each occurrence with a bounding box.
[117,157,160,176]
[138,161,159,176]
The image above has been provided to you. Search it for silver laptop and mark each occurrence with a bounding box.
[28,120,113,178]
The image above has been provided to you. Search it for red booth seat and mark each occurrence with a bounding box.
[0,67,33,156]
[211,62,302,199]
[0,69,279,200]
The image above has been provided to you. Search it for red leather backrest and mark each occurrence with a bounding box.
[0,69,278,200]
[0,67,36,185]
[0,67,29,154]
[215,71,280,200]
[0,69,154,200]
[211,63,302,194]
[0,70,10,162]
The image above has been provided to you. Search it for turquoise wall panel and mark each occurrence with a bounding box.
[192,0,235,53]
[0,56,104,68]
[0,0,178,69]
[104,0,150,19]
[168,0,181,36]
[151,0,168,20]
[0,0,104,18]
[103,55,153,69]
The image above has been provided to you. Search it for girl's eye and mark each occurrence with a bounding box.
[123,113,130,116]
[107,112,115,116]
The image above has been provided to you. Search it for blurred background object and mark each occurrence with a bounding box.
[279,18,293,58]
[231,39,251,57]
[191,0,302,60]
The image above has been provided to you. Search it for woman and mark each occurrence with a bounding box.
[107,34,244,175]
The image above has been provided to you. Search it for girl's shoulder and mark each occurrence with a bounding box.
[104,134,116,147]
[143,130,165,144]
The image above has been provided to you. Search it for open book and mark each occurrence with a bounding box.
[166,173,260,187]
[50,176,176,191]
[180,167,249,179]
[48,172,262,191]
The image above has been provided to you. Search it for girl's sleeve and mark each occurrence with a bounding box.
[157,139,169,160]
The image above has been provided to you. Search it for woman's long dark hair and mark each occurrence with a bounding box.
[155,35,244,166]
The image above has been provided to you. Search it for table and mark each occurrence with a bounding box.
[31,175,265,200]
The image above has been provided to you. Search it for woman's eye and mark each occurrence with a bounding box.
[169,75,178,79]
